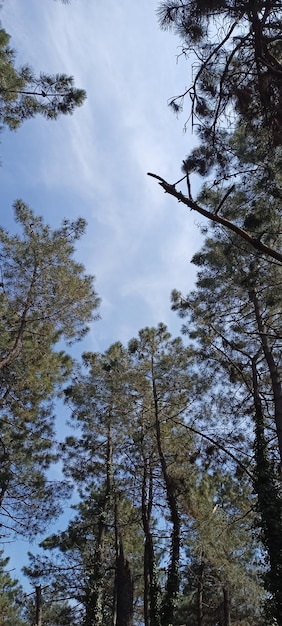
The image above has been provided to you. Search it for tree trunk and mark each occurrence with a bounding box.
[252,356,282,625]
[222,586,231,626]
[249,288,282,464]
[142,455,160,626]
[197,561,204,626]
[84,416,114,626]
[151,361,181,626]
[116,539,133,626]
[35,585,42,626]
[84,514,106,626]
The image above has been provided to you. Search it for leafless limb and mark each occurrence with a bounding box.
[147,172,282,264]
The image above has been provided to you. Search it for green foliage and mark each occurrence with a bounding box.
[253,390,282,625]
[0,203,100,537]
[23,586,79,626]
[0,201,99,347]
[0,550,26,626]
[0,27,86,132]
[23,326,265,625]
[158,0,282,149]
[171,152,282,621]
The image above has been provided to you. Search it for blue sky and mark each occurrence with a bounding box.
[0,0,203,584]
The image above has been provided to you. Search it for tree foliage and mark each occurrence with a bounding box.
[158,0,282,147]
[171,184,282,621]
[0,27,86,133]
[149,1,282,264]
[0,203,100,537]
[24,326,264,625]
[0,550,26,626]
[1,2,282,625]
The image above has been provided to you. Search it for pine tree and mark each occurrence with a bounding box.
[24,325,266,624]
[127,324,196,626]
[26,343,142,626]
[0,550,26,626]
[22,584,79,626]
[0,27,86,133]
[171,187,282,621]
[157,0,282,146]
[149,3,282,262]
[0,202,100,538]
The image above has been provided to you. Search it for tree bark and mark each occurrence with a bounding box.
[116,539,133,626]
[35,585,42,626]
[142,455,160,626]
[151,359,181,626]
[249,288,282,464]
[197,561,204,626]
[84,415,114,626]
[223,586,231,626]
[252,356,282,625]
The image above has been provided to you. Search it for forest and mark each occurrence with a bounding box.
[0,1,282,625]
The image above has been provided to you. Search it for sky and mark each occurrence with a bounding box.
[0,0,203,586]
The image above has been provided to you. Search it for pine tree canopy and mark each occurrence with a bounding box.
[0,203,100,538]
[0,27,86,133]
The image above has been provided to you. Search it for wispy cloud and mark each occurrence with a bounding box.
[1,0,202,349]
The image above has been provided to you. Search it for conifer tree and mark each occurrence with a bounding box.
[149,2,282,262]
[171,189,282,621]
[0,202,100,538]
[0,550,26,626]
[25,326,265,624]
[0,26,86,133]
[157,0,282,147]
[127,324,196,626]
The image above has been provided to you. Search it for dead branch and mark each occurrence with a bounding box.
[147,172,282,264]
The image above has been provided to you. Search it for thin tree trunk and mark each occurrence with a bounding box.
[252,356,282,625]
[35,585,42,626]
[142,455,160,626]
[113,494,119,626]
[142,458,151,626]
[249,288,282,464]
[223,586,231,626]
[116,539,133,626]
[84,415,114,626]
[197,560,204,626]
[151,360,181,626]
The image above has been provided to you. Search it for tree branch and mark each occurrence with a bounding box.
[147,172,282,264]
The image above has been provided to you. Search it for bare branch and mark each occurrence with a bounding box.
[147,172,282,264]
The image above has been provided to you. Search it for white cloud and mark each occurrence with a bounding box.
[1,0,202,348]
